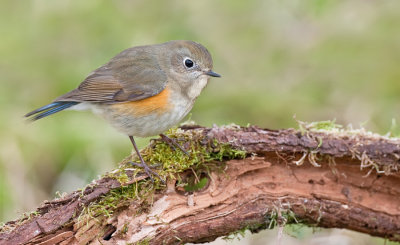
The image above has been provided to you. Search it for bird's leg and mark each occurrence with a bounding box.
[128,136,165,183]
[159,133,189,156]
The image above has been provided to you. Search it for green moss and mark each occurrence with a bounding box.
[103,168,131,186]
[76,126,247,238]
[266,209,299,229]
[77,180,154,227]
[298,119,342,134]
[120,127,246,184]
[184,176,209,192]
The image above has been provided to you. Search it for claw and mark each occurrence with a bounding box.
[129,136,165,184]
[128,161,165,184]
[159,134,190,156]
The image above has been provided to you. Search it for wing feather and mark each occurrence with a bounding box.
[55,45,167,103]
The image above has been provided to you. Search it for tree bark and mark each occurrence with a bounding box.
[1,125,400,244]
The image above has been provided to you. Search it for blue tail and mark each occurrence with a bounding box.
[25,101,79,121]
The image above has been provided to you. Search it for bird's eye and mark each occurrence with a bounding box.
[184,58,194,68]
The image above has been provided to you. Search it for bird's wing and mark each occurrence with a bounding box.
[55,47,168,103]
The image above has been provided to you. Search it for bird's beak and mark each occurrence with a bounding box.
[205,70,221,78]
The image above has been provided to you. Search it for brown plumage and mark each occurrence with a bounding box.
[25,40,220,182]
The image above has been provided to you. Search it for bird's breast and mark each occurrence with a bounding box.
[110,86,174,117]
[97,85,193,137]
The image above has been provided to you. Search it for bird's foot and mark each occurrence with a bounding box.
[128,161,165,184]
[159,133,190,156]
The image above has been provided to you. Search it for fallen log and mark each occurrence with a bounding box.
[1,123,399,244]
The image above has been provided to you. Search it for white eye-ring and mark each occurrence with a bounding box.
[183,57,194,68]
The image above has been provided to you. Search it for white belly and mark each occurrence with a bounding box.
[107,105,190,137]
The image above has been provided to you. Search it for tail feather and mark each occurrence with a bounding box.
[25,101,79,121]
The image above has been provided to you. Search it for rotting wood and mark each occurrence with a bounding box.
[0,125,399,244]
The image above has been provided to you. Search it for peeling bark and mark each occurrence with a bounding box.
[1,125,399,244]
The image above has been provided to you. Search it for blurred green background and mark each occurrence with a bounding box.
[1,1,399,244]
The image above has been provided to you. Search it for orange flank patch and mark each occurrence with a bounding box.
[111,87,172,117]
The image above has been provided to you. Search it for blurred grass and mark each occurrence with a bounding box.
[1,0,400,244]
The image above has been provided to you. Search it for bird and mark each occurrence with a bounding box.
[25,40,220,182]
